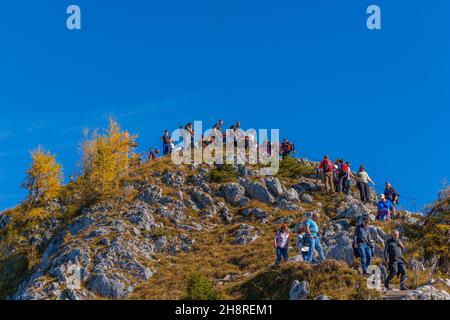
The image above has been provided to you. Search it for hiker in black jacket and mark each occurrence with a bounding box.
[353,215,374,275]
[384,230,408,290]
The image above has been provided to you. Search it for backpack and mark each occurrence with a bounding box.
[284,143,291,152]
[339,164,347,176]
[323,160,332,172]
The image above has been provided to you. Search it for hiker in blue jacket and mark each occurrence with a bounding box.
[304,213,326,263]
[377,194,395,221]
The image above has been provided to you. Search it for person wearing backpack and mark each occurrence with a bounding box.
[319,155,335,194]
[338,160,349,193]
[353,215,374,275]
[384,230,408,290]
[335,159,347,193]
[343,161,354,195]
[274,224,290,266]
[281,138,291,159]
[356,165,375,203]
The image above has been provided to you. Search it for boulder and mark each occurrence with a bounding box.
[277,199,302,211]
[406,285,450,300]
[221,183,246,205]
[284,188,300,202]
[232,224,259,245]
[289,280,310,300]
[239,178,275,204]
[301,193,313,204]
[293,182,320,194]
[162,170,185,188]
[124,202,157,231]
[337,197,371,220]
[324,233,354,265]
[138,185,162,205]
[265,177,284,198]
[190,190,214,209]
[87,273,131,299]
[221,207,233,224]
[238,197,250,206]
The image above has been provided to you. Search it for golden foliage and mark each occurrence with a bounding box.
[79,117,137,202]
[23,146,63,207]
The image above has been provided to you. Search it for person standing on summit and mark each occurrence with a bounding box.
[319,155,335,194]
[161,130,172,156]
[356,165,375,204]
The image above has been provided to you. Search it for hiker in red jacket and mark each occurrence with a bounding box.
[281,138,292,159]
[319,155,335,194]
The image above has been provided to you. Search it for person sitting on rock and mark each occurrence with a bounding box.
[275,224,290,266]
[384,230,408,291]
[353,214,374,275]
[147,147,158,161]
[304,213,326,263]
[377,194,395,221]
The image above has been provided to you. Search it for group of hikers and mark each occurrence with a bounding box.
[147,120,408,291]
[275,156,405,291]
[146,120,297,161]
[318,154,400,221]
[275,213,408,291]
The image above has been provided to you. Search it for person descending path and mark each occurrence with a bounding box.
[356,165,375,204]
[384,182,399,218]
[353,215,374,275]
[275,224,290,266]
[318,155,335,194]
[161,130,172,156]
[384,230,408,291]
[377,194,395,221]
[304,213,326,263]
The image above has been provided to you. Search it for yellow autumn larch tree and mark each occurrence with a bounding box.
[80,117,137,202]
[23,146,63,207]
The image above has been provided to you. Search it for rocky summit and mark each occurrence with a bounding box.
[0,157,449,300]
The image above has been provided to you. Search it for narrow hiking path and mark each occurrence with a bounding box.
[384,289,415,300]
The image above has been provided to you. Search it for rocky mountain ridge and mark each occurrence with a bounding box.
[1,158,449,300]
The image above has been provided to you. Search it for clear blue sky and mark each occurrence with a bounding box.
[1,0,449,211]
